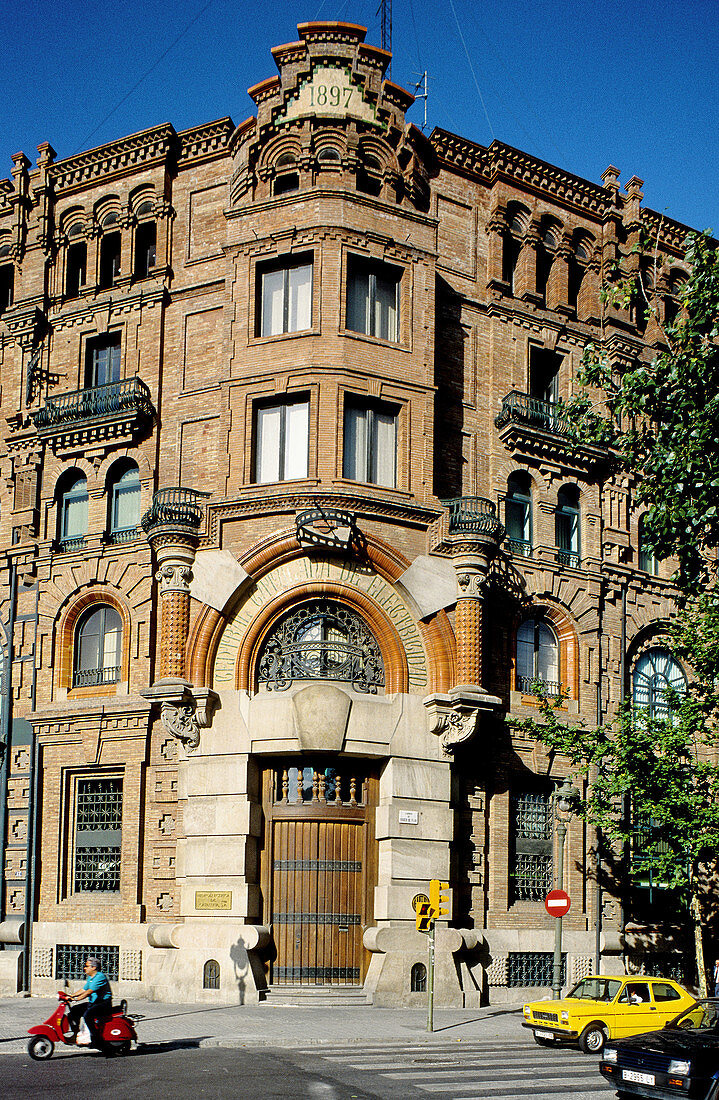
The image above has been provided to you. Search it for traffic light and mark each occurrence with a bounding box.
[416,901,433,933]
[429,879,450,917]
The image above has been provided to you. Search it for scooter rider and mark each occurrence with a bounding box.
[67,957,113,1046]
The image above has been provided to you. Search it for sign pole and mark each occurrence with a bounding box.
[427,919,435,1033]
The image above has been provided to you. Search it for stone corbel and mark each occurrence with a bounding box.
[423,686,502,755]
[140,677,218,753]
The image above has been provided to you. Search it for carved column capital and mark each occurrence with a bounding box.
[155,562,193,594]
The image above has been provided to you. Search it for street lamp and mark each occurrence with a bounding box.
[552,776,580,999]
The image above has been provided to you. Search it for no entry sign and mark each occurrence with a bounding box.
[545,889,571,918]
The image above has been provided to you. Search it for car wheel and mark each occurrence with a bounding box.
[27,1035,55,1060]
[579,1024,607,1054]
[533,1035,555,1046]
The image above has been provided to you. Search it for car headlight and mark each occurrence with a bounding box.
[668,1060,691,1076]
[603,1048,618,1064]
[560,1011,569,1022]
[523,1005,530,1018]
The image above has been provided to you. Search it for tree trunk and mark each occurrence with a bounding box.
[690,892,707,996]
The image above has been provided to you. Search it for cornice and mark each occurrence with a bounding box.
[177,117,234,165]
[203,491,441,548]
[48,124,176,195]
[430,128,610,219]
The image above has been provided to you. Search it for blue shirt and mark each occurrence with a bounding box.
[83,970,112,1005]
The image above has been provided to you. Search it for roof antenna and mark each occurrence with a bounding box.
[412,71,428,131]
[378,0,392,77]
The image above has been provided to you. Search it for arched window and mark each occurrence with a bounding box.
[203,959,220,989]
[632,648,686,720]
[505,472,532,556]
[568,237,590,313]
[274,153,299,196]
[258,600,384,694]
[107,463,141,543]
[134,201,157,279]
[555,485,580,567]
[357,153,382,196]
[516,618,560,695]
[99,212,121,289]
[57,472,88,552]
[536,222,557,304]
[502,207,526,292]
[638,514,658,575]
[73,605,122,688]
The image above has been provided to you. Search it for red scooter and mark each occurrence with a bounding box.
[27,990,137,1059]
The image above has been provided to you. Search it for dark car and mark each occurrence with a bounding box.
[599,999,719,1099]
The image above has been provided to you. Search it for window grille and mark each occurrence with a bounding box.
[629,952,692,985]
[55,944,119,982]
[258,601,384,694]
[411,963,427,992]
[203,959,220,989]
[73,777,122,892]
[507,951,565,988]
[510,790,553,902]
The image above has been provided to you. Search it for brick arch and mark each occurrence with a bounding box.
[236,582,409,693]
[186,530,455,692]
[512,600,579,701]
[54,586,131,695]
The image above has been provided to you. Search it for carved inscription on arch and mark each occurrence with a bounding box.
[213,557,428,689]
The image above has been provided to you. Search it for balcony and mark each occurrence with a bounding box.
[495,391,570,435]
[495,390,606,475]
[141,486,211,539]
[32,378,154,451]
[429,496,505,555]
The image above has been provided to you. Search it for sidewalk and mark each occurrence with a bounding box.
[0,995,526,1056]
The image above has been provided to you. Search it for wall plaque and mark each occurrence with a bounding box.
[195,890,232,911]
[279,65,381,129]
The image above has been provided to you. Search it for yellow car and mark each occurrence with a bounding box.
[523,975,696,1054]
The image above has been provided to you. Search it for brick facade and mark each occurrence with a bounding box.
[0,22,695,1004]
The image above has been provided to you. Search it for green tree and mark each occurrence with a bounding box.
[523,230,719,994]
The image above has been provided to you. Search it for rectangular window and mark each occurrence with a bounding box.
[99,231,121,289]
[66,242,87,298]
[529,346,561,407]
[85,334,121,388]
[134,222,157,279]
[346,256,400,342]
[343,399,398,488]
[255,397,309,483]
[258,255,312,337]
[72,776,122,893]
[509,789,553,903]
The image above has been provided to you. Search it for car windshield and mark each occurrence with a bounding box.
[566,978,622,1002]
[669,1001,719,1033]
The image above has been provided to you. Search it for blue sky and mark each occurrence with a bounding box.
[4,0,717,231]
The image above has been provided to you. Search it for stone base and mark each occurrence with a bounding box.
[0,949,22,995]
[363,924,482,1007]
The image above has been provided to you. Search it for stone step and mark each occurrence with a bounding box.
[262,984,372,1007]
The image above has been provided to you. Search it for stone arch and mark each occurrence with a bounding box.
[186,530,455,692]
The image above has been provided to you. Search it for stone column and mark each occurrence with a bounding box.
[153,538,196,679]
[453,554,487,690]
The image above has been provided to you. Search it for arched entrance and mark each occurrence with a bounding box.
[260,757,378,986]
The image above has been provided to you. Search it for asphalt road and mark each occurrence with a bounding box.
[1,1037,617,1099]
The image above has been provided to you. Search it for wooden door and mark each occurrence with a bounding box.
[262,761,376,986]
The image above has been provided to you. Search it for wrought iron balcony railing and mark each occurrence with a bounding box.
[556,548,581,568]
[495,391,571,436]
[33,377,154,431]
[506,537,532,557]
[141,486,211,535]
[442,496,505,540]
[107,526,141,545]
[73,665,121,689]
[516,675,564,697]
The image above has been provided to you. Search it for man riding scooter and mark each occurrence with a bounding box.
[67,956,113,1048]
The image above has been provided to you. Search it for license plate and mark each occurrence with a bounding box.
[622,1070,656,1085]
[534,1029,554,1039]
